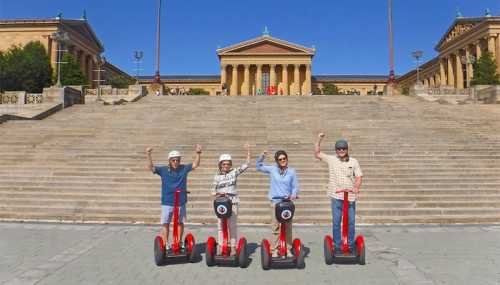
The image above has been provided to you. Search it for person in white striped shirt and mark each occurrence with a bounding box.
[210,143,251,255]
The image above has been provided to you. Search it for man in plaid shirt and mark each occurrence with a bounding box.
[314,133,363,253]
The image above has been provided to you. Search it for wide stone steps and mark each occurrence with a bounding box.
[1,95,500,224]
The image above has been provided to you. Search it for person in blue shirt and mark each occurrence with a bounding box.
[256,150,299,256]
[146,145,202,249]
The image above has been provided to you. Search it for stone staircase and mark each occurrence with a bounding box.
[1,95,500,224]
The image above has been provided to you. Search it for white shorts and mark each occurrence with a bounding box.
[161,205,186,224]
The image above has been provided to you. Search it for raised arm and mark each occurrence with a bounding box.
[255,150,272,173]
[314,132,325,160]
[244,142,251,165]
[146,147,154,173]
[192,144,202,170]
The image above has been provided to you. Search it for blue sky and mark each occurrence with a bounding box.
[1,0,499,77]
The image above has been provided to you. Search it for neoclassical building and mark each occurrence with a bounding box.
[217,33,314,96]
[398,14,500,91]
[0,16,132,87]
[139,31,388,95]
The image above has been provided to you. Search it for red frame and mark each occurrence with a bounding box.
[341,192,350,254]
[171,188,182,254]
[278,222,288,256]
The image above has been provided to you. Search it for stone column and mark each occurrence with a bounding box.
[488,36,496,56]
[430,76,435,87]
[497,35,500,75]
[220,64,227,88]
[282,64,289,95]
[230,64,238,96]
[294,64,301,95]
[256,64,262,94]
[465,47,473,88]
[439,58,446,87]
[243,64,250,96]
[447,56,455,87]
[455,52,464,89]
[269,64,276,94]
[476,42,482,58]
[305,64,312,95]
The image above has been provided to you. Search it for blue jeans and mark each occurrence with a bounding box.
[331,198,356,250]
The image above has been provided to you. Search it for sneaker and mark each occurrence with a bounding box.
[165,243,171,251]
[180,242,185,250]
[230,247,237,256]
[286,248,293,257]
[272,249,279,258]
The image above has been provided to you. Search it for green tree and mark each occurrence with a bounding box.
[0,42,52,93]
[60,53,87,86]
[0,51,5,92]
[21,42,53,92]
[190,88,209,95]
[322,83,340,95]
[108,75,132,88]
[471,52,500,86]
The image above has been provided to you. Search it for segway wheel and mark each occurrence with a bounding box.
[358,243,366,265]
[154,236,166,266]
[205,237,216,267]
[260,239,271,270]
[185,233,197,263]
[238,237,249,268]
[293,239,305,269]
[324,235,334,265]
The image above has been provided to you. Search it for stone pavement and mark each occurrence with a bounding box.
[1,223,500,285]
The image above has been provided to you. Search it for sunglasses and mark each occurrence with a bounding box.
[170,158,180,162]
[221,163,231,166]
[278,157,288,161]
[336,148,347,151]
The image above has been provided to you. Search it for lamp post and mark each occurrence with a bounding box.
[154,0,162,83]
[51,31,69,87]
[93,56,106,101]
[134,50,144,84]
[388,0,395,83]
[412,50,423,85]
[460,55,475,89]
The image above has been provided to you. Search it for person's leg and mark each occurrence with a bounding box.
[332,199,343,251]
[229,204,238,255]
[348,201,356,250]
[161,205,173,247]
[270,203,280,253]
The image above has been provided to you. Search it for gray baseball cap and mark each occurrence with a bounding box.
[335,139,348,149]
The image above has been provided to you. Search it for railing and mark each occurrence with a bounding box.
[26,93,43,104]
[426,87,470,96]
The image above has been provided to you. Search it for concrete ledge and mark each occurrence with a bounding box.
[476,85,500,104]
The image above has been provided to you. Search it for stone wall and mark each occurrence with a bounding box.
[476,85,500,104]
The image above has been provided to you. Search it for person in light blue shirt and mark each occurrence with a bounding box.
[256,150,299,255]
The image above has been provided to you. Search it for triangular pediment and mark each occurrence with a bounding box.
[436,18,482,50]
[63,20,104,51]
[218,36,315,55]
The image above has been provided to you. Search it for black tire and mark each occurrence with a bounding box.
[296,244,305,269]
[324,238,334,265]
[260,239,271,270]
[205,240,216,267]
[358,243,366,265]
[154,238,166,266]
[238,238,249,268]
[188,240,197,263]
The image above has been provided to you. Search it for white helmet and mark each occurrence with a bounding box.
[168,150,182,160]
[218,154,232,163]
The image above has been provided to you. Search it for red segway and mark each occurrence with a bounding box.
[206,194,249,268]
[260,197,305,270]
[154,188,197,266]
[324,189,365,265]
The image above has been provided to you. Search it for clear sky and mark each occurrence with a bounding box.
[1,0,499,77]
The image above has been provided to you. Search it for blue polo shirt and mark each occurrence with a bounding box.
[154,164,193,206]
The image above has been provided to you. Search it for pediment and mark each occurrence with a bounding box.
[436,19,481,50]
[218,36,315,55]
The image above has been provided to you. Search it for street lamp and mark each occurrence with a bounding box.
[412,50,424,85]
[51,31,69,87]
[93,56,106,101]
[460,55,476,89]
[134,50,144,84]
